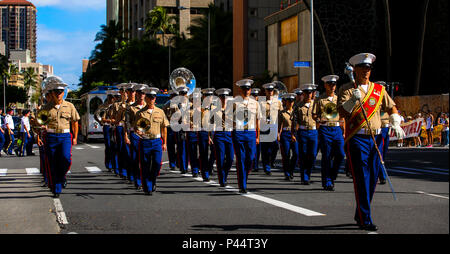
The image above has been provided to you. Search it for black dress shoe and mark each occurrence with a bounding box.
[53,193,60,198]
[144,191,152,196]
[239,189,247,194]
[379,179,386,185]
[220,183,225,187]
[359,223,378,231]
[203,178,210,182]
[302,180,310,185]
[265,171,272,176]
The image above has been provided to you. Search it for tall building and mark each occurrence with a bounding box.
[107,0,213,42]
[0,0,37,62]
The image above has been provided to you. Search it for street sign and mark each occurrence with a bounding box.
[294,61,311,68]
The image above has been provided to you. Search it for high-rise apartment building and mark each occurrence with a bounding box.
[0,0,37,62]
[107,0,213,41]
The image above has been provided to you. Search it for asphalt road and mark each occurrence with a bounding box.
[0,142,448,238]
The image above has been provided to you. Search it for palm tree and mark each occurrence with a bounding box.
[144,6,178,46]
[22,67,38,91]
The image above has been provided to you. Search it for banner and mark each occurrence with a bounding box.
[389,118,424,141]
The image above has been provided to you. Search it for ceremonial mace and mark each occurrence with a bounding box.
[345,63,397,200]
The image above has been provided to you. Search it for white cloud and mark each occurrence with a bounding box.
[31,0,105,10]
[37,24,98,86]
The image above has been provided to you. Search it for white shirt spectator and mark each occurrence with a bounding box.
[21,116,30,133]
[4,114,14,130]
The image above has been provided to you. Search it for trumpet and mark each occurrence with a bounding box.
[323,102,338,120]
[135,118,151,133]
[36,109,50,125]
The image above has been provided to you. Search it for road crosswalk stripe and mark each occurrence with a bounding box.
[25,168,40,175]
[0,168,7,176]
[85,166,102,173]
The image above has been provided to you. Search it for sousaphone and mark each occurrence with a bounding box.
[169,67,196,96]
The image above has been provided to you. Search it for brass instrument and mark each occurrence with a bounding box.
[36,109,50,125]
[94,106,109,126]
[135,118,151,133]
[272,81,287,100]
[169,67,196,96]
[323,102,338,120]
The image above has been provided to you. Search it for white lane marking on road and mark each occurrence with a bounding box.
[25,168,40,175]
[84,144,101,149]
[75,147,85,150]
[53,198,69,225]
[169,167,326,217]
[391,167,448,175]
[416,191,449,200]
[0,168,7,176]
[85,166,102,173]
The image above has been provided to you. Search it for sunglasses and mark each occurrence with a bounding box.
[54,89,64,94]
[146,94,156,99]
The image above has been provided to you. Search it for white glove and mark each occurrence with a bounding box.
[389,113,406,139]
[342,88,362,113]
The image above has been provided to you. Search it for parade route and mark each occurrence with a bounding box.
[0,143,448,234]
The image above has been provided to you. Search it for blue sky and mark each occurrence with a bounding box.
[33,0,106,90]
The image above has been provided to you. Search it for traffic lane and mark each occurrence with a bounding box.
[59,143,448,234]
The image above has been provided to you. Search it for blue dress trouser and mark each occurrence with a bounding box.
[130,132,141,187]
[232,130,257,191]
[177,131,188,173]
[346,134,383,226]
[261,139,279,173]
[198,131,213,180]
[378,127,390,180]
[187,131,200,175]
[110,127,119,174]
[103,125,113,170]
[45,133,72,194]
[213,131,234,186]
[0,129,5,154]
[167,127,177,169]
[253,143,261,170]
[319,126,345,187]
[297,130,318,182]
[115,126,127,177]
[279,130,298,178]
[139,138,162,193]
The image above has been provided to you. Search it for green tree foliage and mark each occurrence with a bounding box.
[173,4,233,90]
[113,39,169,88]
[81,20,124,86]
[145,6,178,46]
[0,85,29,106]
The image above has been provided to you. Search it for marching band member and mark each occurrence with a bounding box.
[125,84,148,188]
[187,92,200,177]
[198,88,216,182]
[278,93,298,181]
[313,75,346,191]
[175,86,190,174]
[292,84,318,185]
[111,83,130,178]
[34,89,51,187]
[260,83,283,176]
[337,53,405,231]
[250,88,261,171]
[162,90,179,171]
[213,88,234,187]
[37,78,80,198]
[232,79,261,194]
[135,87,169,195]
[105,90,121,174]
[376,81,389,185]
[94,90,116,171]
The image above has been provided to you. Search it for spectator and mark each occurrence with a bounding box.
[0,108,4,157]
[414,113,422,147]
[425,111,434,147]
[442,113,449,147]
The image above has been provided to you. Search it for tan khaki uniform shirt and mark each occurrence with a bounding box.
[135,106,169,139]
[233,96,261,130]
[40,100,80,131]
[263,98,283,124]
[279,108,294,130]
[313,94,340,123]
[292,100,317,130]
[126,102,146,131]
[337,81,396,132]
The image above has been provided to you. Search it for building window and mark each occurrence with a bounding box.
[249,8,258,17]
[190,8,207,15]
[280,15,298,46]
[250,30,258,40]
